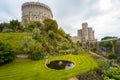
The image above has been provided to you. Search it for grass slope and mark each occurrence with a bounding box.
[0,33,32,53]
[0,54,98,80]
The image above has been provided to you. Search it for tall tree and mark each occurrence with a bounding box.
[28,22,37,31]
[43,18,58,32]
[58,27,66,37]
[100,36,118,53]
[34,21,42,29]
[0,23,10,32]
[10,19,21,31]
[101,36,117,40]
[111,40,117,54]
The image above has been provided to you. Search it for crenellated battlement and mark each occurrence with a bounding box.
[22,2,52,12]
[21,2,53,25]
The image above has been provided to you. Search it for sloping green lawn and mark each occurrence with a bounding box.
[0,33,32,53]
[0,54,98,80]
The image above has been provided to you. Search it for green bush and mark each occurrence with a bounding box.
[0,41,15,65]
[117,57,120,63]
[10,19,21,31]
[103,67,120,80]
[90,47,97,52]
[21,37,45,60]
[47,30,55,39]
[58,27,66,37]
[0,23,10,32]
[21,36,35,54]
[29,52,45,60]
[78,71,103,80]
[29,42,45,60]
[28,22,37,31]
[43,18,58,32]
[32,28,41,40]
[106,53,117,59]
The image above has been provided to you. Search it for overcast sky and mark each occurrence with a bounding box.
[0,0,120,40]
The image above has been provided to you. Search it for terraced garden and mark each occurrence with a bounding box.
[0,54,98,80]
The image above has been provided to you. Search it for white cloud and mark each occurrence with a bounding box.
[98,0,113,11]
[84,0,120,40]
[0,0,120,40]
[0,12,14,22]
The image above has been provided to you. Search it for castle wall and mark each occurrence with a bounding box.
[82,23,89,42]
[88,28,94,41]
[22,2,53,25]
[77,22,97,45]
[77,29,82,40]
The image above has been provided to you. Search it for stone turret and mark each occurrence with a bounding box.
[77,22,97,46]
[82,23,89,42]
[21,2,53,25]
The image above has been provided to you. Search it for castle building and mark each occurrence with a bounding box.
[21,2,53,25]
[71,36,81,43]
[71,22,97,47]
[77,22,97,46]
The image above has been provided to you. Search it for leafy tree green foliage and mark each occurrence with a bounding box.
[27,22,37,31]
[90,47,97,52]
[37,32,72,56]
[65,34,72,42]
[29,19,74,56]
[103,67,120,80]
[58,27,66,37]
[57,41,70,50]
[76,41,82,47]
[99,36,118,53]
[106,52,117,59]
[39,35,58,56]
[34,21,42,29]
[21,36,35,54]
[29,42,45,60]
[0,41,15,65]
[0,19,75,60]
[33,28,41,40]
[78,71,103,80]
[26,21,42,31]
[99,41,112,53]
[21,36,44,60]
[0,23,10,32]
[117,57,120,64]
[0,20,23,32]
[10,19,21,31]
[47,30,55,39]
[43,18,58,32]
[101,36,117,40]
[111,40,117,54]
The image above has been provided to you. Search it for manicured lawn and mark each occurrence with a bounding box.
[0,33,32,46]
[0,54,98,80]
[0,33,32,53]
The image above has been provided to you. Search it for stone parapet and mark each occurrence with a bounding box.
[21,2,53,25]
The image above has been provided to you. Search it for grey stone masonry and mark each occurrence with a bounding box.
[77,22,96,44]
[21,2,53,25]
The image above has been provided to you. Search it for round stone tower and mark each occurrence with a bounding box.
[21,2,53,25]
